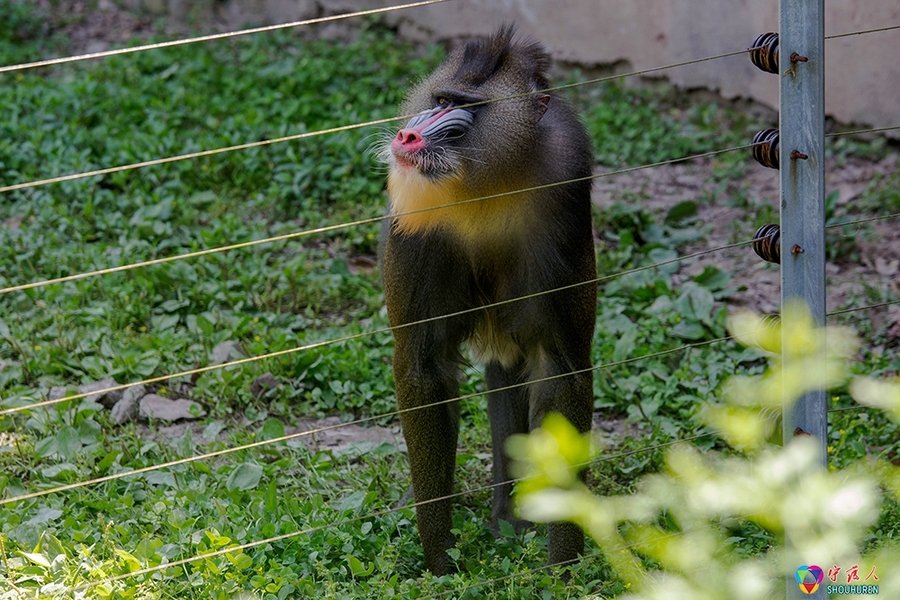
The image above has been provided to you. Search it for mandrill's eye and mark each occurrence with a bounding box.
[432,91,486,114]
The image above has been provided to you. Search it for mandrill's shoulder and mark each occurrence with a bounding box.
[537,95,594,184]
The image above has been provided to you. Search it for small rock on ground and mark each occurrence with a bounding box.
[110,396,139,424]
[210,341,245,365]
[78,378,122,409]
[49,386,70,401]
[139,394,206,422]
[250,372,279,399]
[121,383,146,403]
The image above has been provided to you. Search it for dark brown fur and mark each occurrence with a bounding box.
[380,26,596,575]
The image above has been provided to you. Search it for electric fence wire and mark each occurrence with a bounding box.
[61,432,717,593]
[2,200,899,418]
[5,290,898,506]
[0,142,757,296]
[825,24,900,41]
[829,299,900,318]
[0,331,730,506]
[0,0,455,75]
[0,231,755,419]
[1,22,895,197]
[1,122,896,297]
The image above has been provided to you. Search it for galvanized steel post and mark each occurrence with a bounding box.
[779,0,827,598]
[779,1,826,455]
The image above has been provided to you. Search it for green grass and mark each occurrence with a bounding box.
[1,4,899,598]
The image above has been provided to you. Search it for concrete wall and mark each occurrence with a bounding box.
[131,0,900,134]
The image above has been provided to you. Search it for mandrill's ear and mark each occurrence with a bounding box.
[536,93,550,121]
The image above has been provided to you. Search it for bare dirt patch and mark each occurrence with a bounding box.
[141,417,404,453]
[592,153,900,318]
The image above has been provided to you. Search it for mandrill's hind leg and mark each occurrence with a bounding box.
[526,349,594,568]
[485,360,531,533]
[394,343,462,576]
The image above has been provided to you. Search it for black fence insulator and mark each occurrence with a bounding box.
[751,128,780,170]
[750,32,780,74]
[753,223,781,264]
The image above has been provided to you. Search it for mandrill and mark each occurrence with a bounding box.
[379,25,596,575]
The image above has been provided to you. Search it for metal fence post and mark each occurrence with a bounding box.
[779,0,826,455]
[780,0,827,598]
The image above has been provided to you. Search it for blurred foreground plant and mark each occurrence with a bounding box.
[508,301,900,598]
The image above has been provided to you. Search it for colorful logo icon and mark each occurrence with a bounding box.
[796,565,825,594]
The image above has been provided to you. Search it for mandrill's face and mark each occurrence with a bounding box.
[387,93,481,180]
[379,28,555,238]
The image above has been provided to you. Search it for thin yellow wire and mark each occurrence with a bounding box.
[64,432,720,593]
[0,224,752,418]
[0,116,402,195]
[826,210,900,230]
[825,24,900,40]
[0,142,754,296]
[827,125,900,137]
[0,50,760,197]
[0,333,731,505]
[4,23,897,196]
[1,124,895,297]
[0,0,453,74]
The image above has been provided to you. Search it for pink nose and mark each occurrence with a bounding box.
[393,128,426,152]
[396,129,420,145]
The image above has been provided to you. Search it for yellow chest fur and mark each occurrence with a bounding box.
[387,167,530,242]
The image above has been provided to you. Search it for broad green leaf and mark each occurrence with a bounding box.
[259,417,285,441]
[143,471,176,487]
[196,313,215,335]
[346,554,374,577]
[693,265,731,292]
[55,425,81,459]
[226,463,262,492]
[672,321,706,340]
[613,325,638,362]
[114,549,142,572]
[27,508,63,525]
[338,490,367,513]
[226,551,254,570]
[20,551,51,568]
[41,463,77,479]
[205,530,232,549]
[34,436,58,458]
[665,200,698,224]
